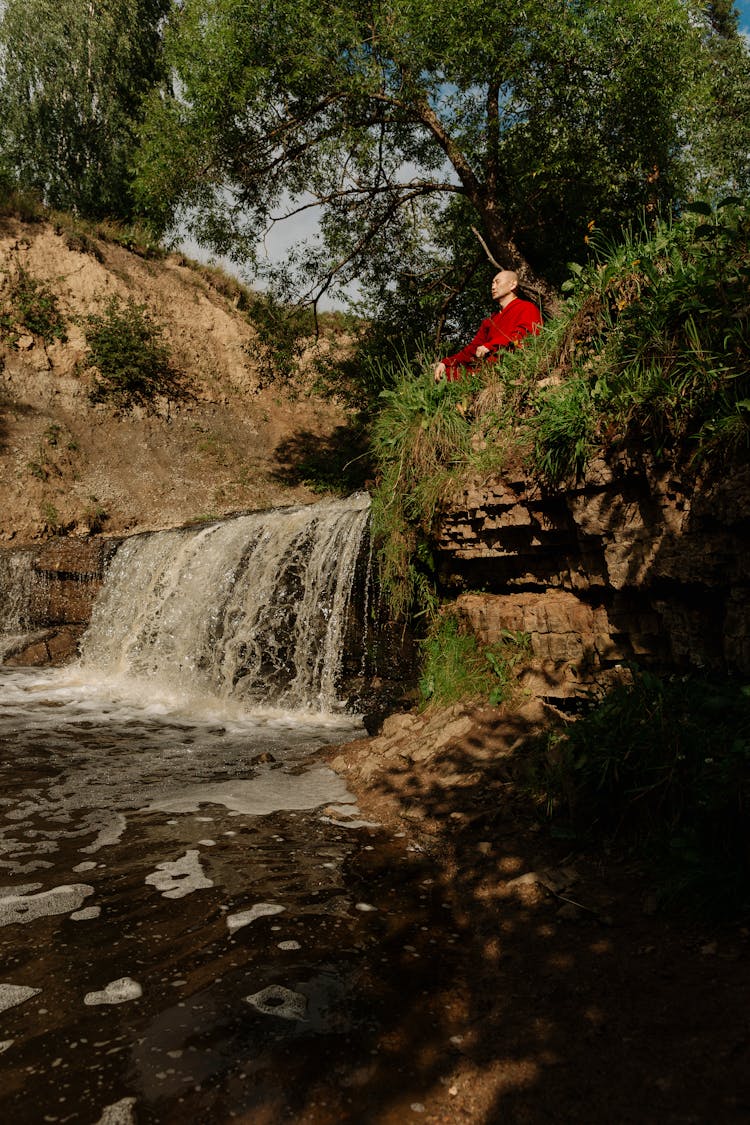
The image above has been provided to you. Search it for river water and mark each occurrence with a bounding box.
[0,499,452,1123]
[0,668,452,1125]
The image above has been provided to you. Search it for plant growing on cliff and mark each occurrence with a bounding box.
[84,296,185,412]
[419,609,530,708]
[370,355,477,618]
[0,265,67,344]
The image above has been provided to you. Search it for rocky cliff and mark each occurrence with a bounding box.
[437,453,750,700]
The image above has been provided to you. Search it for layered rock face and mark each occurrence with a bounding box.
[437,456,750,699]
[0,539,115,665]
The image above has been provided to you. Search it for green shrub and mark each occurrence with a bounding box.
[0,171,46,222]
[0,265,67,344]
[528,671,750,917]
[85,296,184,412]
[419,609,530,708]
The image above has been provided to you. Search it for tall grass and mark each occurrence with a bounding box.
[419,610,531,708]
[370,352,478,618]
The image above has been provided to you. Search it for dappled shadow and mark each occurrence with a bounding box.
[271,422,373,495]
[278,707,750,1124]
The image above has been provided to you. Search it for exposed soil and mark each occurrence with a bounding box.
[0,218,353,545]
[323,704,750,1124]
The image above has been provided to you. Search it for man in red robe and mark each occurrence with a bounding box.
[433,270,542,382]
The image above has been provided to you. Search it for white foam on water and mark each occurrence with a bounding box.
[145,851,213,899]
[0,884,94,927]
[0,984,41,1014]
[84,977,142,1006]
[227,903,285,933]
[147,766,357,817]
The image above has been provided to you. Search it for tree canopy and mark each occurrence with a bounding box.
[136,0,750,335]
[0,0,170,220]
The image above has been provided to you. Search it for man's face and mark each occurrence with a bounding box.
[491,271,516,301]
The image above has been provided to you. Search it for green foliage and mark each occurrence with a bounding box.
[528,672,750,917]
[243,291,317,386]
[0,265,67,344]
[84,296,184,412]
[558,199,750,464]
[0,0,170,220]
[370,351,478,618]
[533,378,596,481]
[0,171,46,222]
[135,0,750,335]
[419,610,530,708]
[40,501,61,531]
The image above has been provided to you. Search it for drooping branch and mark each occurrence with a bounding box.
[471,224,502,269]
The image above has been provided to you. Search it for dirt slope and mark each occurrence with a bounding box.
[0,218,350,544]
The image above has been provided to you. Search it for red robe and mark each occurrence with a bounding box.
[442,297,542,381]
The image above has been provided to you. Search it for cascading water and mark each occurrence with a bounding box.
[79,492,371,713]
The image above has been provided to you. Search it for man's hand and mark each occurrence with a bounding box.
[475,344,490,358]
[433,361,446,383]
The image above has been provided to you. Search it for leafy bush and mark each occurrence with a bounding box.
[532,376,595,481]
[0,169,46,222]
[85,296,184,412]
[0,265,67,343]
[528,671,750,917]
[419,610,530,708]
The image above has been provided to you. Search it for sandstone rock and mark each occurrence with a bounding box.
[380,712,423,739]
[433,716,474,749]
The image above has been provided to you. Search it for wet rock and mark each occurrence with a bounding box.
[84,977,142,1006]
[244,984,307,1021]
[556,902,584,921]
[251,751,276,765]
[0,984,41,1013]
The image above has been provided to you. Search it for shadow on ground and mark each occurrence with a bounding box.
[272,423,372,495]
[277,705,750,1125]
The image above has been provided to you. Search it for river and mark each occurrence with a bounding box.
[0,498,453,1123]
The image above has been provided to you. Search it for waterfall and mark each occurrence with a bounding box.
[79,493,371,713]
[0,549,48,659]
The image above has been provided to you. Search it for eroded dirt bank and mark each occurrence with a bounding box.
[0,218,351,545]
